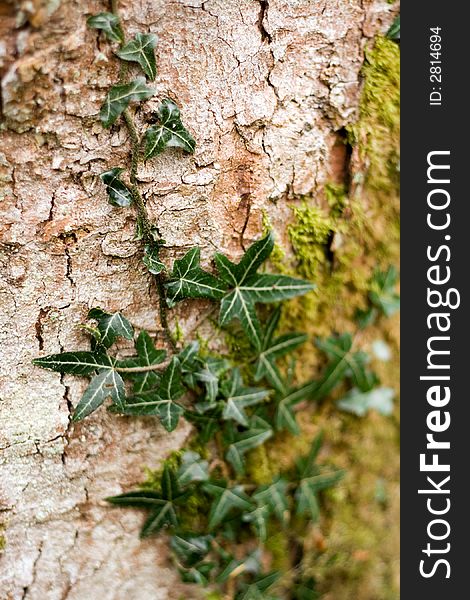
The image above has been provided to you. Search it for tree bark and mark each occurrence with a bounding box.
[0,1,397,598]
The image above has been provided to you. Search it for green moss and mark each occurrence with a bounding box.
[325,183,348,218]
[348,37,400,195]
[288,204,335,280]
[245,444,273,485]
[0,534,5,553]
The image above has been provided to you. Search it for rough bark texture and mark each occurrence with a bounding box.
[0,1,398,598]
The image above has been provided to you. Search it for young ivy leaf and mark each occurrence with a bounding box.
[220,369,269,427]
[114,357,185,432]
[88,308,134,348]
[225,417,273,476]
[386,14,400,41]
[165,247,227,306]
[106,466,187,537]
[254,308,307,391]
[142,243,165,275]
[295,471,344,522]
[369,265,400,317]
[100,168,133,207]
[312,334,377,401]
[73,368,125,421]
[170,533,213,567]
[144,99,196,159]
[253,478,290,526]
[116,33,158,80]
[274,380,318,435]
[100,77,155,128]
[203,480,253,531]
[87,12,124,43]
[177,451,210,487]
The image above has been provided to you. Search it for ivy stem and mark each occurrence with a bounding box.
[110,0,177,352]
[115,359,172,373]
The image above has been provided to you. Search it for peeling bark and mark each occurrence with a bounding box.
[0,1,397,597]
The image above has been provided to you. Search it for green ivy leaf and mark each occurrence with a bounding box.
[144,99,196,158]
[255,309,307,391]
[170,532,212,567]
[179,562,215,585]
[115,330,166,393]
[100,77,155,128]
[73,368,125,421]
[106,466,186,537]
[142,243,165,275]
[177,451,210,487]
[242,504,271,541]
[100,168,133,207]
[225,417,273,475]
[88,308,134,348]
[369,266,400,317]
[221,369,269,427]
[116,33,158,80]
[87,12,124,43]
[336,386,395,417]
[236,572,281,600]
[295,471,344,521]
[33,351,113,375]
[115,357,184,431]
[386,15,400,41]
[203,481,253,530]
[165,247,227,305]
[253,478,290,525]
[274,380,317,435]
[216,234,314,351]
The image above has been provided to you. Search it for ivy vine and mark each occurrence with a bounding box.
[32,3,399,598]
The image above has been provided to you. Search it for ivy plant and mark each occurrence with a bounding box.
[32,3,399,598]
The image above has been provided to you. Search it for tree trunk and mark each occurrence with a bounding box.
[0,1,398,598]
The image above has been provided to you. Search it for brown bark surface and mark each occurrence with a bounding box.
[0,1,396,598]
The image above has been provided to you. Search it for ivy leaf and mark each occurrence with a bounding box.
[73,368,125,421]
[255,309,307,391]
[203,481,253,530]
[194,357,230,405]
[116,33,158,80]
[100,77,155,128]
[337,386,395,417]
[32,351,113,375]
[253,478,290,525]
[179,562,215,585]
[170,533,212,567]
[225,417,273,475]
[369,266,400,317]
[114,357,184,431]
[236,572,281,600]
[165,234,312,350]
[242,504,271,541]
[177,451,210,487]
[165,248,226,306]
[106,466,186,537]
[99,167,133,207]
[221,369,269,426]
[142,243,165,275]
[295,471,344,521]
[88,308,134,348]
[386,15,400,41]
[216,234,314,351]
[144,99,196,159]
[87,12,123,43]
[274,380,318,435]
[115,330,166,393]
